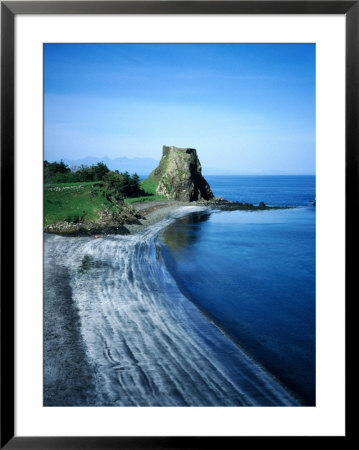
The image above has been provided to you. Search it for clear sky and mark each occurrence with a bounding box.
[44,43,315,174]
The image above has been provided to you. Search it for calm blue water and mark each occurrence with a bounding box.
[206,175,315,206]
[160,176,316,405]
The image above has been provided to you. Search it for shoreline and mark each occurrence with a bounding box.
[125,201,194,234]
[43,213,300,406]
[44,198,293,237]
[43,200,192,237]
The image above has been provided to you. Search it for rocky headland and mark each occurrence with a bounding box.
[144,145,214,201]
[44,197,284,237]
[44,145,286,236]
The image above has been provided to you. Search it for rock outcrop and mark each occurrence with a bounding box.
[43,203,143,236]
[146,145,214,202]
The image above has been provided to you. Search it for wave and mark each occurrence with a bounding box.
[44,206,300,406]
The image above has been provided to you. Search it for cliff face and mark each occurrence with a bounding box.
[147,145,214,202]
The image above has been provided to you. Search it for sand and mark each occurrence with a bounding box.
[124,200,194,234]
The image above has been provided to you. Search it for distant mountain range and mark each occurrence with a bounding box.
[60,156,159,176]
[51,156,314,177]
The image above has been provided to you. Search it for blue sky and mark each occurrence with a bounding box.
[44,43,315,174]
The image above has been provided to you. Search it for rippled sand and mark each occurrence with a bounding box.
[44,206,300,406]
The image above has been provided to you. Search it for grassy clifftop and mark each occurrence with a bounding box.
[44,181,165,227]
[44,182,118,226]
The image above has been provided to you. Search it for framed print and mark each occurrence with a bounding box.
[1,1,355,447]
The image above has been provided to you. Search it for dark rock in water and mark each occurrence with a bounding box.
[147,145,214,202]
[202,198,291,211]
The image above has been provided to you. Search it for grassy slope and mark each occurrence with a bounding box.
[44,181,97,188]
[44,183,110,225]
[44,181,166,226]
[124,194,165,205]
[140,152,169,195]
[140,176,158,195]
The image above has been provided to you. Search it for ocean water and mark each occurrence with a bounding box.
[206,174,315,206]
[44,175,315,406]
[160,176,316,405]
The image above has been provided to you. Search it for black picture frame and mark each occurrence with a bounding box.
[1,1,355,448]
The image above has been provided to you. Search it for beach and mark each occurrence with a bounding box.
[123,201,193,233]
[43,202,187,406]
[44,203,301,406]
[43,200,199,236]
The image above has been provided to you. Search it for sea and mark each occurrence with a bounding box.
[44,175,315,407]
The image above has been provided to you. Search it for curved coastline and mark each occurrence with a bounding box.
[43,197,289,237]
[157,206,315,405]
[44,205,301,406]
[43,201,192,236]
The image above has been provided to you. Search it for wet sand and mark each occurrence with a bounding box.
[124,200,192,234]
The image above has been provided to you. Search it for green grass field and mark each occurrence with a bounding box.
[44,181,165,225]
[124,194,165,205]
[44,181,101,188]
[140,176,158,195]
[44,184,109,225]
[140,152,168,194]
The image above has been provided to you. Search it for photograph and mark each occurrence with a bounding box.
[43,43,316,407]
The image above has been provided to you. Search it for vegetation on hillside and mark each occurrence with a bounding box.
[44,183,108,225]
[44,160,111,184]
[44,160,165,226]
[141,151,169,194]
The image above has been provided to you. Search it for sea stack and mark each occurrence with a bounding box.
[147,145,214,202]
